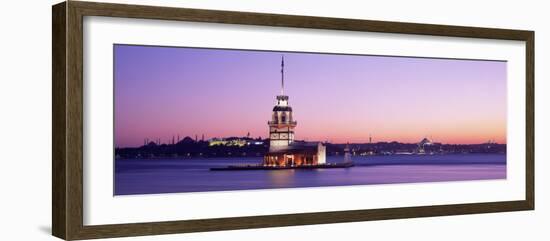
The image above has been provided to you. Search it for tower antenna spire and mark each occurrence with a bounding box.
[281,55,285,95]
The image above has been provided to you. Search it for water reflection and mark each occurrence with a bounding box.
[115,154,506,195]
[267,169,295,187]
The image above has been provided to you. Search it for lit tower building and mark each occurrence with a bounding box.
[264,56,326,167]
[268,56,297,150]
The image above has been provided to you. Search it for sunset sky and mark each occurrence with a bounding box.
[114,44,507,147]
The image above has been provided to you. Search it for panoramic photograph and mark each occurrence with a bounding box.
[114,44,507,195]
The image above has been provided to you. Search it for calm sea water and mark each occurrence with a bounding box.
[114,154,506,195]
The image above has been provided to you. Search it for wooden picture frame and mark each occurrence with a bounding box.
[52,1,534,240]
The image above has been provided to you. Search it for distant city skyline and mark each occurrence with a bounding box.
[114,45,507,148]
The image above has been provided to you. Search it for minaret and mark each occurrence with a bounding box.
[268,55,297,151]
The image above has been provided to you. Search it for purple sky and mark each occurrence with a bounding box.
[114,45,507,147]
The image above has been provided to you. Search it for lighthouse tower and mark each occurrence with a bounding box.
[268,56,297,151]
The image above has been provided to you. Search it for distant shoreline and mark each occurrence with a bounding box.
[115,152,506,161]
[115,138,506,160]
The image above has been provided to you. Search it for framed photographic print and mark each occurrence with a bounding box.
[52,1,534,240]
